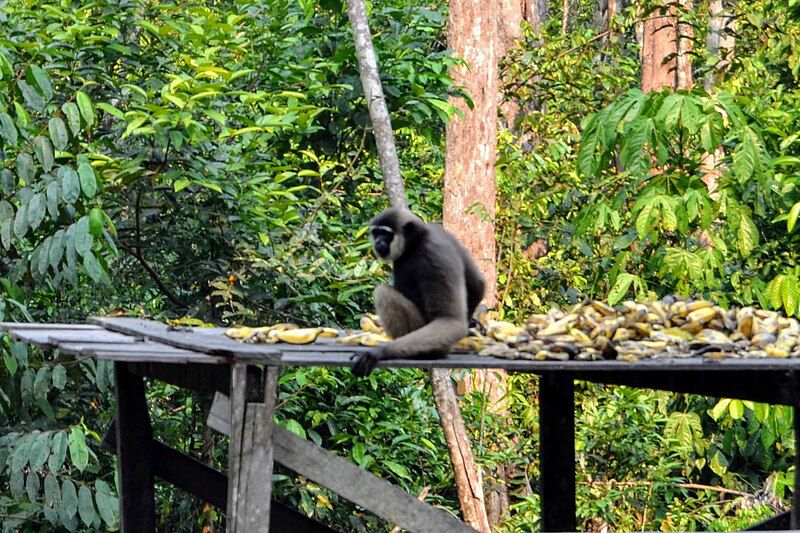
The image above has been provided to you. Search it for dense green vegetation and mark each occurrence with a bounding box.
[1,0,800,530]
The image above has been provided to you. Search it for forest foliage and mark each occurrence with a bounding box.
[1,0,800,530]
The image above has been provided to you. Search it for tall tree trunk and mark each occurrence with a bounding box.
[446,0,509,527]
[344,1,490,530]
[641,0,693,92]
[701,0,735,195]
[561,0,570,35]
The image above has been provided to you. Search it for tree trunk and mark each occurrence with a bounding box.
[446,0,509,527]
[561,0,570,35]
[640,0,693,92]
[344,0,407,208]
[701,0,735,195]
[344,1,490,530]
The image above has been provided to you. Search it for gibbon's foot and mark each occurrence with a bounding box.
[351,347,385,377]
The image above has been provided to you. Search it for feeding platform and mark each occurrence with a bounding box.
[2,317,800,532]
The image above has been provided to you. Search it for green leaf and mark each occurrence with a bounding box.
[734,131,757,182]
[635,200,656,237]
[48,432,68,472]
[737,212,759,257]
[28,65,53,101]
[787,202,800,233]
[74,216,93,256]
[52,364,67,390]
[729,399,744,419]
[78,486,97,526]
[76,91,96,127]
[783,276,800,316]
[61,479,79,518]
[27,193,46,231]
[384,460,412,480]
[29,431,52,471]
[95,480,118,527]
[709,449,729,476]
[69,427,89,471]
[60,166,81,204]
[11,433,36,472]
[16,153,35,183]
[62,102,81,136]
[1,168,14,194]
[0,112,18,145]
[26,470,41,502]
[83,251,107,284]
[33,136,54,172]
[48,117,69,151]
[18,79,44,111]
[283,419,306,439]
[608,273,636,305]
[9,469,24,499]
[78,162,97,198]
[0,200,12,222]
[1,220,11,250]
[44,473,60,506]
[13,203,28,239]
[46,180,60,218]
[88,208,104,237]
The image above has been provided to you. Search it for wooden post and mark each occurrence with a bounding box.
[791,371,800,528]
[227,364,278,532]
[114,362,156,533]
[539,373,576,532]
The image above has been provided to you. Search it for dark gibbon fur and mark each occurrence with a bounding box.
[351,208,485,376]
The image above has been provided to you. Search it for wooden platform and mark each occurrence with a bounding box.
[2,318,798,532]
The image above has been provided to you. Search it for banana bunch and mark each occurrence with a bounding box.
[486,320,529,345]
[225,323,340,344]
[336,332,392,346]
[359,313,384,334]
[454,335,492,351]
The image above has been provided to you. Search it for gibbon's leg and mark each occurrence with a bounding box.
[374,285,425,338]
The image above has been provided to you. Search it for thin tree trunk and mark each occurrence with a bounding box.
[701,0,735,195]
[561,0,570,35]
[344,1,490,530]
[344,0,407,209]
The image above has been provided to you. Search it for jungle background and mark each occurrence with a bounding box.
[2,0,800,530]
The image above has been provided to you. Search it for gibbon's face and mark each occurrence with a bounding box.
[369,224,405,261]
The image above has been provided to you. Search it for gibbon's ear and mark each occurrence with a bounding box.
[402,219,426,243]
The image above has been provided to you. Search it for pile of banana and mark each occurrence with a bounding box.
[223,314,392,346]
[462,298,800,362]
[224,298,800,362]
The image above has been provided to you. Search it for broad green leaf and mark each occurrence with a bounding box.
[9,468,24,499]
[10,432,36,472]
[1,220,11,250]
[27,193,46,231]
[33,136,54,172]
[44,473,60,506]
[709,449,729,476]
[46,180,60,217]
[83,251,107,284]
[11,342,28,367]
[62,102,81,135]
[78,486,97,526]
[1,168,14,195]
[48,230,65,269]
[48,117,69,151]
[26,471,41,502]
[28,65,53,101]
[78,161,97,198]
[48,432,68,472]
[729,399,744,419]
[20,368,34,406]
[608,273,636,305]
[95,480,118,527]
[29,431,52,471]
[283,419,306,439]
[13,203,28,238]
[788,202,800,233]
[74,217,93,256]
[734,131,757,182]
[16,153,35,183]
[60,166,81,204]
[783,276,800,316]
[61,480,79,518]
[18,79,44,110]
[0,112,18,145]
[69,427,89,471]
[76,91,96,127]
[0,200,12,222]
[52,364,67,390]
[384,460,412,480]
[88,208,104,237]
[635,201,656,236]
[737,212,759,257]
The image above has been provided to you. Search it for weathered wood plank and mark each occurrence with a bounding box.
[273,425,472,532]
[227,364,251,532]
[208,393,472,532]
[57,341,194,355]
[114,362,156,533]
[7,329,137,348]
[539,373,576,532]
[89,317,281,361]
[0,322,100,331]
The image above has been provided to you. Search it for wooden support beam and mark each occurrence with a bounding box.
[114,362,156,533]
[126,362,235,396]
[102,423,335,532]
[227,365,278,532]
[207,393,472,532]
[539,373,576,532]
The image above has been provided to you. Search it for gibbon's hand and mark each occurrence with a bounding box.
[351,347,386,377]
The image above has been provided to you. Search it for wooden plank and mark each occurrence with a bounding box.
[57,342,194,355]
[114,362,156,533]
[8,329,138,348]
[0,322,100,331]
[273,426,473,532]
[89,317,281,361]
[102,422,335,532]
[227,364,249,532]
[539,373,576,532]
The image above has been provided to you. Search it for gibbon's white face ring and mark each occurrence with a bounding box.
[369,225,396,261]
[388,231,405,261]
